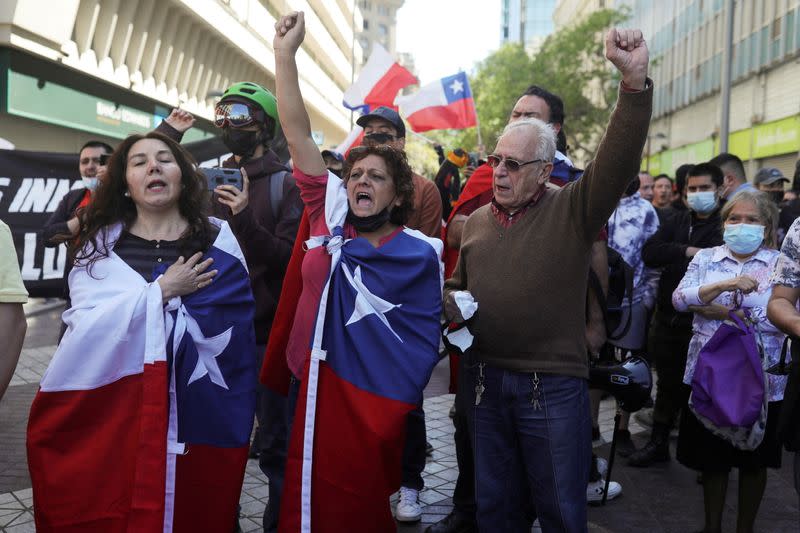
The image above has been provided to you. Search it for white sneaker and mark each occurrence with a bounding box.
[586,479,622,503]
[395,486,422,522]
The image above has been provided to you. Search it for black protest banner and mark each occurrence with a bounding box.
[0,136,228,297]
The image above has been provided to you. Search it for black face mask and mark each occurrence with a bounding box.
[769,191,784,205]
[328,167,343,178]
[346,206,391,233]
[222,128,261,157]
[363,132,396,146]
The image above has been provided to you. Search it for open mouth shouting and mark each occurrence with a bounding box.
[354,190,374,209]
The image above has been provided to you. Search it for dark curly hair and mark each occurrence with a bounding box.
[72,132,212,272]
[343,145,415,226]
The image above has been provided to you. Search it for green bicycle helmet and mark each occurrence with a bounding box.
[220,81,279,135]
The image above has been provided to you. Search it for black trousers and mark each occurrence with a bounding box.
[402,405,427,490]
[450,354,477,516]
[649,319,692,427]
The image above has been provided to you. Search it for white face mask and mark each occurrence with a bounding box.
[81,176,100,191]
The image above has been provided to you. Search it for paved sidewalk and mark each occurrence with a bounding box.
[2,302,797,531]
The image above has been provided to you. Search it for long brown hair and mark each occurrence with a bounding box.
[72,132,212,271]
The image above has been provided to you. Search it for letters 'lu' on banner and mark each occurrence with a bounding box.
[343,43,417,113]
[395,72,477,133]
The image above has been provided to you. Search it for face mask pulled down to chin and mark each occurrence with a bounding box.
[81,176,100,191]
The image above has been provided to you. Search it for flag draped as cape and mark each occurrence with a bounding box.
[276,173,443,532]
[27,219,257,532]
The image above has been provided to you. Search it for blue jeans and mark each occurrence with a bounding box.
[469,362,591,533]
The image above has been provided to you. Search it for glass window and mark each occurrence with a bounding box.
[786,11,796,53]
[796,7,800,53]
[734,41,743,79]
[378,6,390,16]
[360,0,371,10]
[363,19,369,30]
[759,26,768,66]
[771,18,782,61]
[378,24,388,38]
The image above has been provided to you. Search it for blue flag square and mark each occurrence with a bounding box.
[441,72,472,104]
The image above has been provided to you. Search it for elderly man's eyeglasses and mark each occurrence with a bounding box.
[486,154,544,172]
[214,102,263,128]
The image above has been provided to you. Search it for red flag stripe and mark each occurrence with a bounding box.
[406,98,477,133]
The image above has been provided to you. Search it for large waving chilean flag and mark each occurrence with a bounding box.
[27,219,257,532]
[396,72,477,133]
[278,175,443,532]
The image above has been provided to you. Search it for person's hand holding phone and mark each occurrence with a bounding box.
[215,167,250,215]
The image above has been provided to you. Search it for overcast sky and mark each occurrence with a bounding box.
[395,0,502,85]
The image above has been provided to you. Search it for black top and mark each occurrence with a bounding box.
[642,207,724,327]
[114,226,220,282]
[213,150,303,344]
[42,188,89,247]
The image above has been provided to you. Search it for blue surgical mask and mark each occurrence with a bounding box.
[81,176,99,191]
[686,191,717,214]
[724,223,765,255]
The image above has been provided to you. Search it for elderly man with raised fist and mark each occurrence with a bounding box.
[443,28,653,532]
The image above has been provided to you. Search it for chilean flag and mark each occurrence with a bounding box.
[343,43,417,113]
[396,72,477,132]
[334,125,365,158]
[278,175,443,532]
[27,219,257,532]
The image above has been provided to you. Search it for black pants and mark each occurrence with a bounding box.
[450,354,477,516]
[402,406,427,490]
[649,320,692,427]
[256,384,289,533]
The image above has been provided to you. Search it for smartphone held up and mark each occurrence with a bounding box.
[202,167,243,191]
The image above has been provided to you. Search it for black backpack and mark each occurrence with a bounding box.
[588,246,635,341]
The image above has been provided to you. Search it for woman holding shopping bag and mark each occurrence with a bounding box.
[672,189,787,533]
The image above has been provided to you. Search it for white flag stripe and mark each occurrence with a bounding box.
[40,219,243,392]
[343,44,394,108]
[334,125,363,155]
[395,79,448,116]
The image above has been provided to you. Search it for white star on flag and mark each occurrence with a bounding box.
[187,324,233,389]
[449,78,464,95]
[342,263,403,342]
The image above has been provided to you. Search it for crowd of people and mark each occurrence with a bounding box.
[0,9,798,533]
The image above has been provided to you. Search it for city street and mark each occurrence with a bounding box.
[1,300,797,532]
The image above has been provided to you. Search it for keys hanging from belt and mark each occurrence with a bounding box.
[531,372,541,410]
[475,363,485,406]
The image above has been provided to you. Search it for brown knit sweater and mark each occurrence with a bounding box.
[444,84,653,378]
